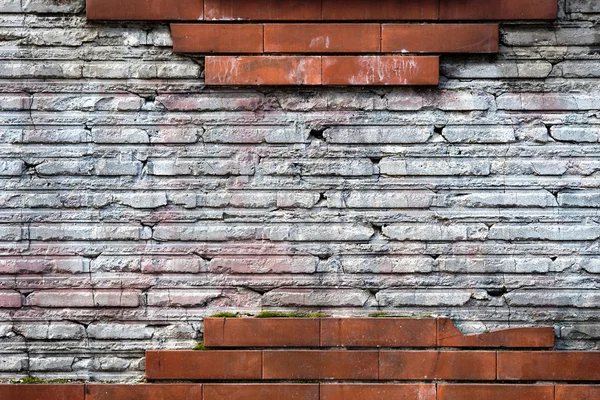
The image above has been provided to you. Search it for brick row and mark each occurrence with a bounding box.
[2,384,600,400]
[87,0,557,21]
[204,56,439,86]
[172,23,499,54]
[146,349,600,381]
[204,317,555,348]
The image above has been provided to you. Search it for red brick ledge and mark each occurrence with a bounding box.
[2,384,600,400]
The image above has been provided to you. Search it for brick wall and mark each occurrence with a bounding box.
[0,0,599,381]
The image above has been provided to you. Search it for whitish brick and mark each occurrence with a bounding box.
[0,290,22,308]
[554,257,600,273]
[147,289,223,307]
[489,223,600,241]
[326,190,434,209]
[0,257,88,274]
[13,322,86,340]
[91,357,130,372]
[0,159,24,176]
[567,0,600,13]
[0,0,22,12]
[209,256,319,274]
[438,190,557,208]
[198,191,277,208]
[263,288,373,307]
[0,355,27,372]
[32,94,143,111]
[277,192,321,208]
[22,0,84,13]
[321,255,434,273]
[550,125,600,142]
[141,257,208,274]
[258,158,375,176]
[506,290,600,308]
[87,323,153,340]
[497,93,600,110]
[561,324,600,340]
[380,158,491,176]
[36,160,93,176]
[30,357,74,372]
[0,226,22,241]
[437,256,553,273]
[204,126,307,144]
[25,290,140,308]
[558,191,600,207]
[29,224,141,241]
[324,126,432,144]
[117,192,168,209]
[153,224,258,241]
[442,61,552,78]
[383,223,489,241]
[268,223,374,241]
[157,93,262,111]
[148,158,255,176]
[0,94,32,110]
[92,128,149,144]
[95,159,140,176]
[442,126,516,144]
[22,128,90,144]
[149,127,200,144]
[377,290,473,306]
[90,256,141,273]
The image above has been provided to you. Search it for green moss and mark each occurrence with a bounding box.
[256,311,330,318]
[209,312,240,318]
[12,376,83,384]
[193,342,208,350]
[368,312,433,319]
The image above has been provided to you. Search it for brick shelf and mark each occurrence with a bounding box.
[1,318,599,399]
[85,0,557,86]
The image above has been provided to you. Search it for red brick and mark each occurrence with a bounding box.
[204,384,319,400]
[498,352,600,381]
[264,24,380,53]
[204,0,321,21]
[263,350,378,380]
[321,318,436,347]
[0,385,83,400]
[382,24,499,53]
[86,0,204,20]
[321,56,439,86]
[85,384,202,400]
[439,0,558,20]
[171,24,263,53]
[438,384,554,400]
[145,350,262,380]
[204,317,320,347]
[205,56,322,86]
[556,385,600,400]
[379,351,496,380]
[322,0,439,20]
[321,384,436,400]
[437,318,555,348]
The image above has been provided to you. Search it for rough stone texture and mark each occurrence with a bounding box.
[0,0,599,382]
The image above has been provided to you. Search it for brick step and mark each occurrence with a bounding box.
[145,349,600,381]
[204,317,555,348]
[87,0,557,21]
[2,384,599,400]
[171,24,499,54]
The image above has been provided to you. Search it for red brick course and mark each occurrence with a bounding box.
[556,385,600,400]
[204,384,319,400]
[320,384,436,400]
[171,24,263,53]
[437,384,555,400]
[498,351,600,381]
[85,384,203,400]
[0,385,84,400]
[86,0,204,20]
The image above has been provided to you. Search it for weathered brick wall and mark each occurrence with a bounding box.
[0,0,599,381]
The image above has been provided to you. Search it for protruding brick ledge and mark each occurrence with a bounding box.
[3,318,597,399]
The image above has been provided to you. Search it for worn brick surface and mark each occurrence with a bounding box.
[438,384,555,400]
[204,317,320,347]
[321,318,437,347]
[86,0,204,20]
[321,384,436,400]
[204,0,321,20]
[379,351,497,380]
[171,24,263,53]
[263,350,379,380]
[498,352,600,381]
[85,384,203,400]
[145,350,262,380]
[437,318,555,348]
[0,385,84,400]
[204,384,319,400]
